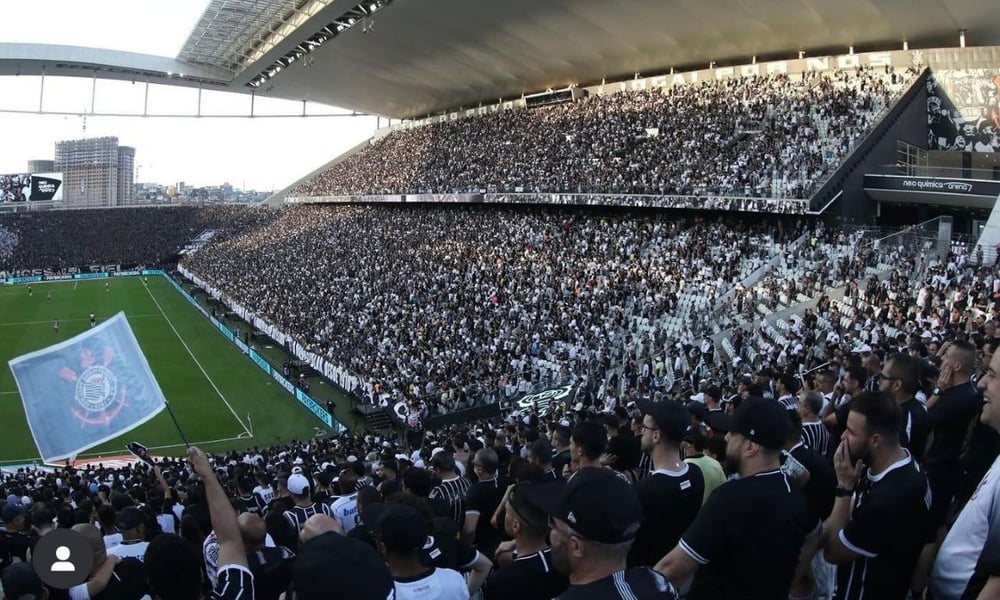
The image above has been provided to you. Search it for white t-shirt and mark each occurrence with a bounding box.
[330,493,360,532]
[930,454,1000,599]
[108,540,149,561]
[103,532,123,550]
[393,567,469,600]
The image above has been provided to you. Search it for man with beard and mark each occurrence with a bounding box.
[629,399,704,568]
[537,468,677,599]
[822,392,932,600]
[655,397,812,600]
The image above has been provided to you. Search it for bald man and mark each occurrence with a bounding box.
[68,524,147,600]
[301,514,343,545]
[240,512,295,600]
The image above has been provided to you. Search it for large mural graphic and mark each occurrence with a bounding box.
[928,70,1000,152]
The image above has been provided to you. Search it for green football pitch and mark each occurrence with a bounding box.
[0,277,326,464]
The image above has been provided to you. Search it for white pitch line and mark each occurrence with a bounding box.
[0,314,160,327]
[0,391,19,395]
[143,283,252,438]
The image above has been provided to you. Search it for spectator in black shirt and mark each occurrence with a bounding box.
[0,504,30,570]
[537,468,678,599]
[235,478,266,517]
[1,562,44,600]
[658,397,812,600]
[822,392,932,600]
[629,399,704,568]
[528,440,560,481]
[798,390,831,456]
[463,448,505,558]
[566,421,608,479]
[550,427,572,477]
[402,467,452,523]
[376,458,402,498]
[482,481,568,600]
[429,452,472,531]
[880,353,930,463]
[925,340,981,529]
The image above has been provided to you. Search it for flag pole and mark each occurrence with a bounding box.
[164,401,191,447]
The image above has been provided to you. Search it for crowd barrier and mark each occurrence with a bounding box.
[1,268,345,433]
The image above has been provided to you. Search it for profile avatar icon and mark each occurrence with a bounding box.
[51,546,76,572]
[32,527,90,588]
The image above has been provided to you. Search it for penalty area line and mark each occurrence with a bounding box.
[142,283,252,438]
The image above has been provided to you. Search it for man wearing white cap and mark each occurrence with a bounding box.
[283,473,331,533]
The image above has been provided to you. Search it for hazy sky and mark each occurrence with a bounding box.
[0,1,380,191]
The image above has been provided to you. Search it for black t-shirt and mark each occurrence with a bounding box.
[552,449,572,476]
[347,521,377,549]
[628,464,705,568]
[211,565,255,600]
[95,557,149,600]
[465,476,505,556]
[247,546,294,600]
[481,548,568,600]
[679,469,812,600]
[0,530,31,570]
[834,452,931,600]
[557,567,677,599]
[899,398,930,463]
[789,443,837,525]
[926,381,980,472]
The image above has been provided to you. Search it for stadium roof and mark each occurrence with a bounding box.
[0,0,998,119]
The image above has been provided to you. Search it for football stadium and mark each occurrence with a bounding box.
[2,1,1000,598]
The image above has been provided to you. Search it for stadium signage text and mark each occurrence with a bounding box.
[901,180,974,192]
[864,175,1000,197]
[271,371,296,395]
[296,389,333,428]
[248,349,271,375]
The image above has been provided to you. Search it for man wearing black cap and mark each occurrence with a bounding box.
[371,503,469,599]
[656,397,812,600]
[630,400,704,568]
[481,482,568,600]
[539,468,678,599]
[108,507,148,561]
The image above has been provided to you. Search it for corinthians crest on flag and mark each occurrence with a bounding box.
[8,312,167,463]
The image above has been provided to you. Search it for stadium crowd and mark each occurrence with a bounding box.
[292,66,915,201]
[182,205,800,414]
[3,329,1000,600]
[0,206,275,274]
[0,224,16,266]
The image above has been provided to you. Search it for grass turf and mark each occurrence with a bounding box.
[0,277,327,463]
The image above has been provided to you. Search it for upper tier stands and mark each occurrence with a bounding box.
[292,66,917,199]
[0,206,276,273]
